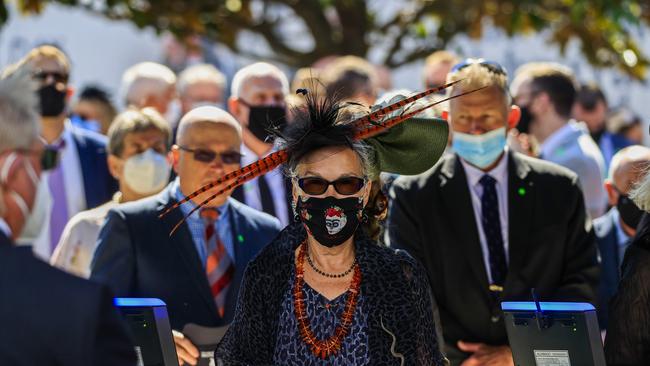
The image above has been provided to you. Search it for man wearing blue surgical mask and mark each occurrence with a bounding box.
[51,108,172,278]
[388,59,599,366]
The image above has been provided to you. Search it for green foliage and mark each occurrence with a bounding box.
[8,0,650,79]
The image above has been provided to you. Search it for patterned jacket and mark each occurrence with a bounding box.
[215,223,446,365]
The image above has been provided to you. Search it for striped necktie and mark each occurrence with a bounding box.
[200,207,235,318]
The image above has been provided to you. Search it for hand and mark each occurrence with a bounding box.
[172,330,199,366]
[458,341,514,366]
[506,129,538,157]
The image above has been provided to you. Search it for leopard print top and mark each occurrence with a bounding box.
[215,223,444,365]
[272,267,370,365]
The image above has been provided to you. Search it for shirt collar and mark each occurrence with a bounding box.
[612,208,631,245]
[540,120,586,158]
[459,148,509,188]
[0,218,12,238]
[172,177,230,220]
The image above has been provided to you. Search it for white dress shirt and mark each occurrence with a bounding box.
[50,192,121,278]
[240,144,289,226]
[23,121,87,260]
[459,151,510,284]
[540,120,607,218]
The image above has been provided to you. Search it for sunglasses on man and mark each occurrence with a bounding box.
[33,70,69,84]
[178,146,243,165]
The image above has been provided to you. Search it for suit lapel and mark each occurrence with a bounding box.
[503,152,534,296]
[440,154,491,299]
[157,189,219,321]
[224,199,246,320]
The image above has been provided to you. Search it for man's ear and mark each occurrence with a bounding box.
[604,179,619,207]
[107,155,122,180]
[170,146,180,174]
[508,105,521,129]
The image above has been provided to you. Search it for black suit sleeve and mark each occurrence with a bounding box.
[553,177,599,304]
[91,285,137,366]
[91,209,136,297]
[386,180,423,259]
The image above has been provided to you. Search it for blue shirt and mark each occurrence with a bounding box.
[172,178,235,267]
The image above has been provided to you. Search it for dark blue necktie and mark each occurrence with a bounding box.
[479,175,507,286]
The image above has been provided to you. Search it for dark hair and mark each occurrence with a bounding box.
[576,83,607,111]
[530,73,576,118]
[79,85,113,105]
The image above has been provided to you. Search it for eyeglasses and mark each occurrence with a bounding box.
[178,146,242,164]
[297,176,366,196]
[33,70,69,84]
[450,58,507,76]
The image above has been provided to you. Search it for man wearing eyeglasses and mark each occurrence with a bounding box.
[388,59,598,366]
[91,106,282,366]
[9,45,117,260]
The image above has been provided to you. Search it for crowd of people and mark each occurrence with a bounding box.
[1,44,650,366]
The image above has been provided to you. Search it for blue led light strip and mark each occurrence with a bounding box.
[501,302,594,312]
[114,298,166,307]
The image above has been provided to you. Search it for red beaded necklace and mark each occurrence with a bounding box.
[293,240,362,359]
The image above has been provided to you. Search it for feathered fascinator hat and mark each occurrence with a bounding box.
[161,80,482,234]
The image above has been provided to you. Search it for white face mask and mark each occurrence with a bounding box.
[0,152,40,220]
[123,149,171,195]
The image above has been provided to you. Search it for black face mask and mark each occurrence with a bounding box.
[38,84,67,117]
[517,105,533,134]
[247,106,287,143]
[296,195,364,248]
[617,193,644,230]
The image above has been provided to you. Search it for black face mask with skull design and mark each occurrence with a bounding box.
[296,195,364,248]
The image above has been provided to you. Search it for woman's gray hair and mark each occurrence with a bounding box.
[285,140,377,180]
[630,168,650,212]
[0,63,40,152]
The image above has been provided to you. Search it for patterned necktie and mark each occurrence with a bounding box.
[200,207,235,318]
[479,174,508,287]
[48,139,68,253]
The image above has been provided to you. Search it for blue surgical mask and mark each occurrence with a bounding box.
[452,127,506,169]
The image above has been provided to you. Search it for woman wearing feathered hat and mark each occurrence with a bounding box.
[165,82,467,365]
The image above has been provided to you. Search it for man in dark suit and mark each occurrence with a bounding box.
[91,106,282,365]
[0,67,135,366]
[593,145,650,330]
[387,59,599,366]
[228,62,292,226]
[13,45,117,258]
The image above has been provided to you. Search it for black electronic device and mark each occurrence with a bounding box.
[114,298,178,366]
[502,300,605,366]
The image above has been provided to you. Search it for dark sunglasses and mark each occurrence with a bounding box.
[178,146,242,164]
[33,70,69,84]
[451,58,507,76]
[297,176,366,196]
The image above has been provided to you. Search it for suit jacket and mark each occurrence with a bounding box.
[0,231,136,366]
[387,151,599,364]
[91,184,282,331]
[70,126,118,209]
[593,208,629,330]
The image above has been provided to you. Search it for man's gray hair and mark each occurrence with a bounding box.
[230,62,289,98]
[177,63,226,96]
[107,107,172,157]
[121,62,176,107]
[0,63,40,152]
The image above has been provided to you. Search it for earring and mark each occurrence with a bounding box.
[361,212,369,223]
[292,201,300,222]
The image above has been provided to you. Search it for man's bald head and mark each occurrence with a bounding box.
[176,106,242,146]
[608,145,650,191]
